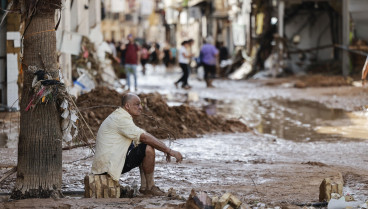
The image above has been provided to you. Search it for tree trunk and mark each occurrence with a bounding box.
[11,9,63,199]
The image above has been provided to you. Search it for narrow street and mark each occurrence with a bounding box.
[2,66,368,208]
[2,0,368,208]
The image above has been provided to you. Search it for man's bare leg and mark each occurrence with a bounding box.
[142,145,155,189]
[139,165,147,192]
[142,145,165,195]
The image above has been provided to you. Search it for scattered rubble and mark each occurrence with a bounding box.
[76,87,122,138]
[185,189,251,209]
[318,174,368,209]
[76,87,249,140]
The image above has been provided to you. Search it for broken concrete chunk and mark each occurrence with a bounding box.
[319,175,343,202]
[344,194,355,202]
[229,194,242,208]
[331,193,341,199]
[212,196,219,207]
[187,190,245,209]
[218,193,232,209]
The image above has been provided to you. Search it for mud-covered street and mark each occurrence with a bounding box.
[1,67,368,208]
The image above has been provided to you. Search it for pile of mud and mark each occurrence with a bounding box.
[265,74,351,88]
[294,74,351,88]
[76,87,249,140]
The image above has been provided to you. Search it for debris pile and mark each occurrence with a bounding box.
[135,92,249,139]
[186,189,250,209]
[76,87,249,140]
[319,174,368,209]
[76,87,122,138]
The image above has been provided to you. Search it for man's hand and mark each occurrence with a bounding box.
[140,133,183,163]
[167,149,183,163]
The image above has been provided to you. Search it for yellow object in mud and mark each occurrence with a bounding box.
[42,96,46,103]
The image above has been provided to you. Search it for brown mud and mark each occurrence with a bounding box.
[264,74,351,88]
[76,87,249,140]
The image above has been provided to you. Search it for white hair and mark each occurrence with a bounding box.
[205,36,214,44]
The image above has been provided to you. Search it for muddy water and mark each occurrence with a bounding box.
[208,98,368,142]
[58,132,368,202]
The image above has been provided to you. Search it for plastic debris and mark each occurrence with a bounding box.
[328,196,363,209]
[60,99,79,142]
[61,99,68,109]
[61,109,70,119]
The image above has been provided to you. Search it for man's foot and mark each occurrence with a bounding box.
[139,187,146,194]
[144,186,166,196]
[183,85,191,90]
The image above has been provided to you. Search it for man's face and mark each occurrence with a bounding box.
[128,36,133,43]
[125,96,142,117]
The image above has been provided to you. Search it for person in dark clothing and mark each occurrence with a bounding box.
[149,42,160,67]
[140,44,150,75]
[219,42,229,63]
[163,44,171,68]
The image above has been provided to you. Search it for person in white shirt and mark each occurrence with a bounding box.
[174,40,192,89]
[91,93,183,196]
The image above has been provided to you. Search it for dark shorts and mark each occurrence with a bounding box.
[121,143,147,174]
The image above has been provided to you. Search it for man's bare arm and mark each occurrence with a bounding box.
[140,133,183,162]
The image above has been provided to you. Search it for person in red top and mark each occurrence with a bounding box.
[125,34,140,91]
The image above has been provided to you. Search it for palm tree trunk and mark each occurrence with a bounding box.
[11,8,63,199]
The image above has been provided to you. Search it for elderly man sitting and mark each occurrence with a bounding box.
[91,93,183,196]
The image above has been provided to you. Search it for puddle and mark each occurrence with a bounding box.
[206,98,367,142]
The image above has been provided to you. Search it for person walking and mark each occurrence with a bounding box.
[124,34,140,91]
[174,40,192,89]
[163,42,173,71]
[140,44,150,75]
[200,36,219,88]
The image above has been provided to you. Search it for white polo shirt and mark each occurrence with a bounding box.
[91,107,145,181]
